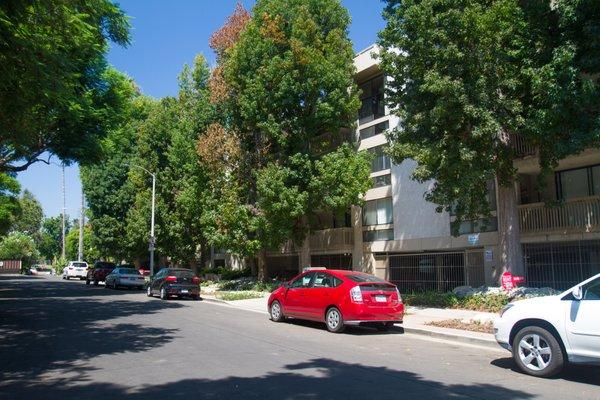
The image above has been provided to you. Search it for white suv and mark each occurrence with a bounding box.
[62,261,89,280]
[494,273,600,377]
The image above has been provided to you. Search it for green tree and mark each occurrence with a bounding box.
[0,0,133,172]
[0,173,20,236]
[378,0,600,275]
[65,225,100,262]
[81,95,155,261]
[11,190,43,235]
[222,0,371,277]
[0,231,39,269]
[38,216,70,261]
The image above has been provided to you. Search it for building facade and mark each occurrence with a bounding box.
[261,44,600,291]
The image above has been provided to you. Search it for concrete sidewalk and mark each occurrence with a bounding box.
[200,293,499,349]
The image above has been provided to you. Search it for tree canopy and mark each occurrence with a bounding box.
[0,0,133,172]
[11,190,43,235]
[0,173,20,235]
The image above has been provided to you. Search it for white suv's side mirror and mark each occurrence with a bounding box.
[573,285,583,301]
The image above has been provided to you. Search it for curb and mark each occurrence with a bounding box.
[400,325,499,349]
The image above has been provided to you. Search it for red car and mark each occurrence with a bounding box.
[268,268,404,333]
[86,261,116,285]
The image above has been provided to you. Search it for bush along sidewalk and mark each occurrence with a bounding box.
[404,286,560,313]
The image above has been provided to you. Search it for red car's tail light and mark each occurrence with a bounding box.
[165,276,177,282]
[192,276,200,284]
[395,287,403,303]
[350,286,363,303]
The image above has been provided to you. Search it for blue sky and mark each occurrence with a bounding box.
[17,0,386,218]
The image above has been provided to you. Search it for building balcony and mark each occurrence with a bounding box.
[309,227,354,252]
[519,196,600,234]
[266,227,354,256]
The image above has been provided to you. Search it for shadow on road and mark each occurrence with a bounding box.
[0,357,537,400]
[0,276,181,385]
[491,357,600,386]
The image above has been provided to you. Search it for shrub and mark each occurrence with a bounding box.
[403,291,510,313]
[216,291,265,301]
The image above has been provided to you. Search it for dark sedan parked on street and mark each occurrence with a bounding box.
[147,268,200,300]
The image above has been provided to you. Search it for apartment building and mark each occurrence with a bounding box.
[262,44,600,291]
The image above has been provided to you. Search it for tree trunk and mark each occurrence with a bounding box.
[257,249,267,282]
[497,178,525,276]
[299,235,311,272]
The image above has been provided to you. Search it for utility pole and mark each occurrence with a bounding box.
[78,186,84,262]
[61,164,66,260]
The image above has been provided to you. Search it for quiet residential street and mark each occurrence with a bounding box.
[0,275,598,400]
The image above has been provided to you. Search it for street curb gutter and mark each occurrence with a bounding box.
[200,295,499,350]
[400,326,499,350]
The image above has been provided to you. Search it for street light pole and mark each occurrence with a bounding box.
[128,164,156,277]
[149,172,156,277]
[61,164,66,260]
[78,186,84,262]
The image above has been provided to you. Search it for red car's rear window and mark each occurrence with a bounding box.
[345,273,386,283]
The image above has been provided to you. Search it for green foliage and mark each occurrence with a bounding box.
[38,216,70,261]
[65,226,100,263]
[215,291,265,301]
[0,173,20,236]
[11,190,43,235]
[0,231,39,269]
[54,257,68,275]
[378,0,600,228]
[403,291,510,313]
[0,0,134,172]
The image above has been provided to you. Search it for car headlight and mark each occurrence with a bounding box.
[499,303,514,318]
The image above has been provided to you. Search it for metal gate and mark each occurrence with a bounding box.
[523,240,600,290]
[388,250,485,293]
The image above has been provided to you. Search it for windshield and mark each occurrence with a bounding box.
[72,262,87,268]
[170,269,195,278]
[119,269,140,275]
[346,273,386,283]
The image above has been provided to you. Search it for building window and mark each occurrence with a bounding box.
[556,165,600,200]
[372,174,391,188]
[358,75,385,124]
[369,145,391,173]
[457,217,498,235]
[363,229,394,242]
[359,120,389,141]
[363,197,393,226]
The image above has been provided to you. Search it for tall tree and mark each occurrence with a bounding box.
[11,189,43,235]
[223,0,372,277]
[0,0,133,172]
[379,0,600,275]
[0,173,20,236]
[81,95,155,261]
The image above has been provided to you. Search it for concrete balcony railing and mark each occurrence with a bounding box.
[309,227,354,251]
[267,227,354,256]
[519,196,600,234]
[512,134,537,158]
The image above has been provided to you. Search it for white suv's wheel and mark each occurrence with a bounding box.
[325,307,345,333]
[513,326,564,377]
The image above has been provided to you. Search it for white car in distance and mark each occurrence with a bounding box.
[62,261,89,280]
[494,273,600,377]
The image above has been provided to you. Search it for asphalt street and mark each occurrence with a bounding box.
[0,275,598,400]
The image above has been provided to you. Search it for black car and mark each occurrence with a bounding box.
[146,268,200,300]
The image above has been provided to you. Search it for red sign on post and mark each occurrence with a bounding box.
[501,271,514,291]
[502,271,525,291]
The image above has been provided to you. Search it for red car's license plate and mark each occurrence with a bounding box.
[375,295,387,302]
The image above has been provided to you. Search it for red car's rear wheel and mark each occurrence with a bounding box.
[325,307,345,333]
